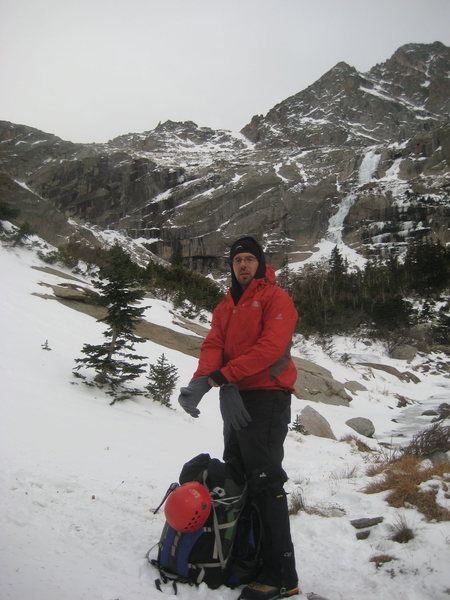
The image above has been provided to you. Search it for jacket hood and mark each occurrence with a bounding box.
[263,264,276,284]
[230,237,267,304]
[230,264,275,305]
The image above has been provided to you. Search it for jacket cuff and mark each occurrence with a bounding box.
[209,370,228,386]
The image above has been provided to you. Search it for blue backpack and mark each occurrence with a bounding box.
[148,453,262,592]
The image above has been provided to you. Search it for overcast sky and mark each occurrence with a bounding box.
[1,0,449,144]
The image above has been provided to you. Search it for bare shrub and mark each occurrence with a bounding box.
[401,423,450,458]
[365,444,402,476]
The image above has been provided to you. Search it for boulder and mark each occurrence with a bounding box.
[344,380,367,393]
[293,357,352,406]
[390,344,417,361]
[350,516,384,529]
[51,283,95,302]
[298,406,336,440]
[426,451,450,465]
[346,417,375,438]
[438,403,450,420]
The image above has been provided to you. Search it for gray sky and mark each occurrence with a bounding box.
[1,0,449,143]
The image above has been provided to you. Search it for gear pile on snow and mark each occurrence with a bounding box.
[148,453,262,591]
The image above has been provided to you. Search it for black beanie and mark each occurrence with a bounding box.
[229,237,266,303]
[230,237,262,262]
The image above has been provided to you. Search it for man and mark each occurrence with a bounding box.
[178,236,299,600]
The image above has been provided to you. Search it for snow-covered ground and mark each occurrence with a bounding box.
[1,242,449,600]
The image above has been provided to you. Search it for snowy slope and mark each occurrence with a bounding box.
[1,243,449,600]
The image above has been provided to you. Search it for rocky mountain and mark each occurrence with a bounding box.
[1,41,449,273]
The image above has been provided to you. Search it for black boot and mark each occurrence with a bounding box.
[251,489,298,591]
[238,582,300,600]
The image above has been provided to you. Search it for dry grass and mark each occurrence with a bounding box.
[330,464,360,481]
[363,454,450,521]
[365,453,399,476]
[288,489,306,516]
[389,514,415,543]
[340,434,373,453]
[369,554,397,569]
[288,489,345,518]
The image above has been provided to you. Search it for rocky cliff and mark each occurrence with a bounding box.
[1,42,449,273]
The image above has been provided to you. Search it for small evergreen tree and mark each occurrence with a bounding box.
[432,307,450,345]
[73,244,148,403]
[290,414,308,435]
[12,222,34,246]
[41,340,52,351]
[146,353,179,407]
[0,201,20,228]
[277,256,293,293]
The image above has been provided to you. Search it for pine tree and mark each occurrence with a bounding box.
[433,307,450,345]
[12,222,34,246]
[290,414,308,435]
[0,201,20,224]
[73,244,148,403]
[277,255,293,293]
[329,245,347,281]
[404,239,449,296]
[146,353,179,407]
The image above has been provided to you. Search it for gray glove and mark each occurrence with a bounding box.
[178,376,211,417]
[219,383,252,431]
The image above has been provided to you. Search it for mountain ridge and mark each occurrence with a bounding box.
[0,41,449,273]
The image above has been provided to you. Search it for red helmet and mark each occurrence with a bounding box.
[164,481,212,532]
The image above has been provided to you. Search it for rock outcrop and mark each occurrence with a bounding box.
[293,358,352,406]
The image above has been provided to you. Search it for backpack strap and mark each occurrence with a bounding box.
[154,575,178,595]
[212,503,225,567]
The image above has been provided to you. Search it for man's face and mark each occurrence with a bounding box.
[232,252,259,289]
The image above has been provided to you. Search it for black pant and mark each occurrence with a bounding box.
[223,390,298,589]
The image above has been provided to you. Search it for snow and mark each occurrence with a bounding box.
[358,149,381,185]
[327,193,357,245]
[140,299,203,337]
[1,242,450,600]
[274,163,290,183]
[13,180,46,201]
[289,239,366,273]
[289,192,367,272]
[359,85,430,117]
[385,158,402,181]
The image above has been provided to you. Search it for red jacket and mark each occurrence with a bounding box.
[193,265,298,392]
